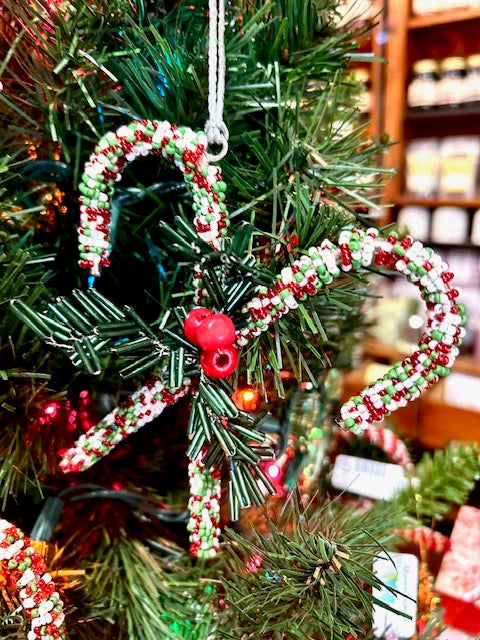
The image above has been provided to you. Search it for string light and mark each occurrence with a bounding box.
[44,402,59,417]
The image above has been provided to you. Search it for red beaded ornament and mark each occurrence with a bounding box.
[0,519,66,640]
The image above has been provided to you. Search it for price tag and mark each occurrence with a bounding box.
[330,454,406,500]
[373,552,419,639]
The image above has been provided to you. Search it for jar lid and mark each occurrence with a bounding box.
[439,56,465,71]
[467,54,480,68]
[412,59,438,74]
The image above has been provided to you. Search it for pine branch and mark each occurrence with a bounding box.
[220,497,405,640]
[394,443,480,522]
[80,533,219,640]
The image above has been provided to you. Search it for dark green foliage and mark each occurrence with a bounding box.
[220,499,404,640]
[394,442,480,522]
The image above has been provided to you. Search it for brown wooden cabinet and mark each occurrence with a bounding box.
[383,2,480,206]
[342,2,480,449]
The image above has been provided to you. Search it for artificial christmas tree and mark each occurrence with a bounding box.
[0,0,479,638]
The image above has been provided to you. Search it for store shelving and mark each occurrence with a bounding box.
[394,195,480,208]
[408,6,480,29]
[367,1,480,447]
[383,1,480,206]
[405,103,480,121]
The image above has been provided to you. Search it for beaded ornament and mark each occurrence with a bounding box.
[71,121,467,558]
[78,120,227,277]
[332,424,413,469]
[0,519,66,640]
[187,454,222,559]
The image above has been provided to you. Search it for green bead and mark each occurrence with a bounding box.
[431,330,443,341]
[381,394,391,404]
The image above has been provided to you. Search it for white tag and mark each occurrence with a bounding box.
[330,454,406,500]
[444,372,480,412]
[373,553,419,639]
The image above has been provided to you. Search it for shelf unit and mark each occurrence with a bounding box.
[383,2,480,206]
[408,6,480,29]
[394,195,480,208]
[405,103,480,121]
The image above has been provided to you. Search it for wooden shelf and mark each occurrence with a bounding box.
[393,195,480,208]
[408,7,480,29]
[405,103,480,121]
[428,241,480,251]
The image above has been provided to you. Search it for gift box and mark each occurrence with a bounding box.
[438,628,477,640]
[435,506,480,635]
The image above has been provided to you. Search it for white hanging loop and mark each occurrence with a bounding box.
[205,0,229,162]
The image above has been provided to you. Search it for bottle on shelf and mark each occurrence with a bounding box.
[407,59,439,108]
[437,56,466,106]
[464,54,480,102]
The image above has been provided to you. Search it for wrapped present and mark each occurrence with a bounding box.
[449,506,480,553]
[435,506,480,634]
[438,627,477,640]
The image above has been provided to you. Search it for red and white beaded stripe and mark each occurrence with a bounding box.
[59,377,190,473]
[363,426,413,468]
[236,228,466,435]
[187,454,222,559]
[0,520,66,640]
[396,526,451,556]
[333,425,413,469]
[78,120,228,276]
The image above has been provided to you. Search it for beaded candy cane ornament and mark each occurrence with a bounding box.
[0,519,66,640]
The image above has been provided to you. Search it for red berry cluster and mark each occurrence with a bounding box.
[183,308,238,379]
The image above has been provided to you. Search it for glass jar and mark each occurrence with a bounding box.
[407,59,438,108]
[463,54,480,103]
[437,57,465,106]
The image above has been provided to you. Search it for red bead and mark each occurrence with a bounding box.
[183,308,215,345]
[196,313,236,351]
[200,345,239,379]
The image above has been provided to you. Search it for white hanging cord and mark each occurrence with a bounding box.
[205,0,229,162]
